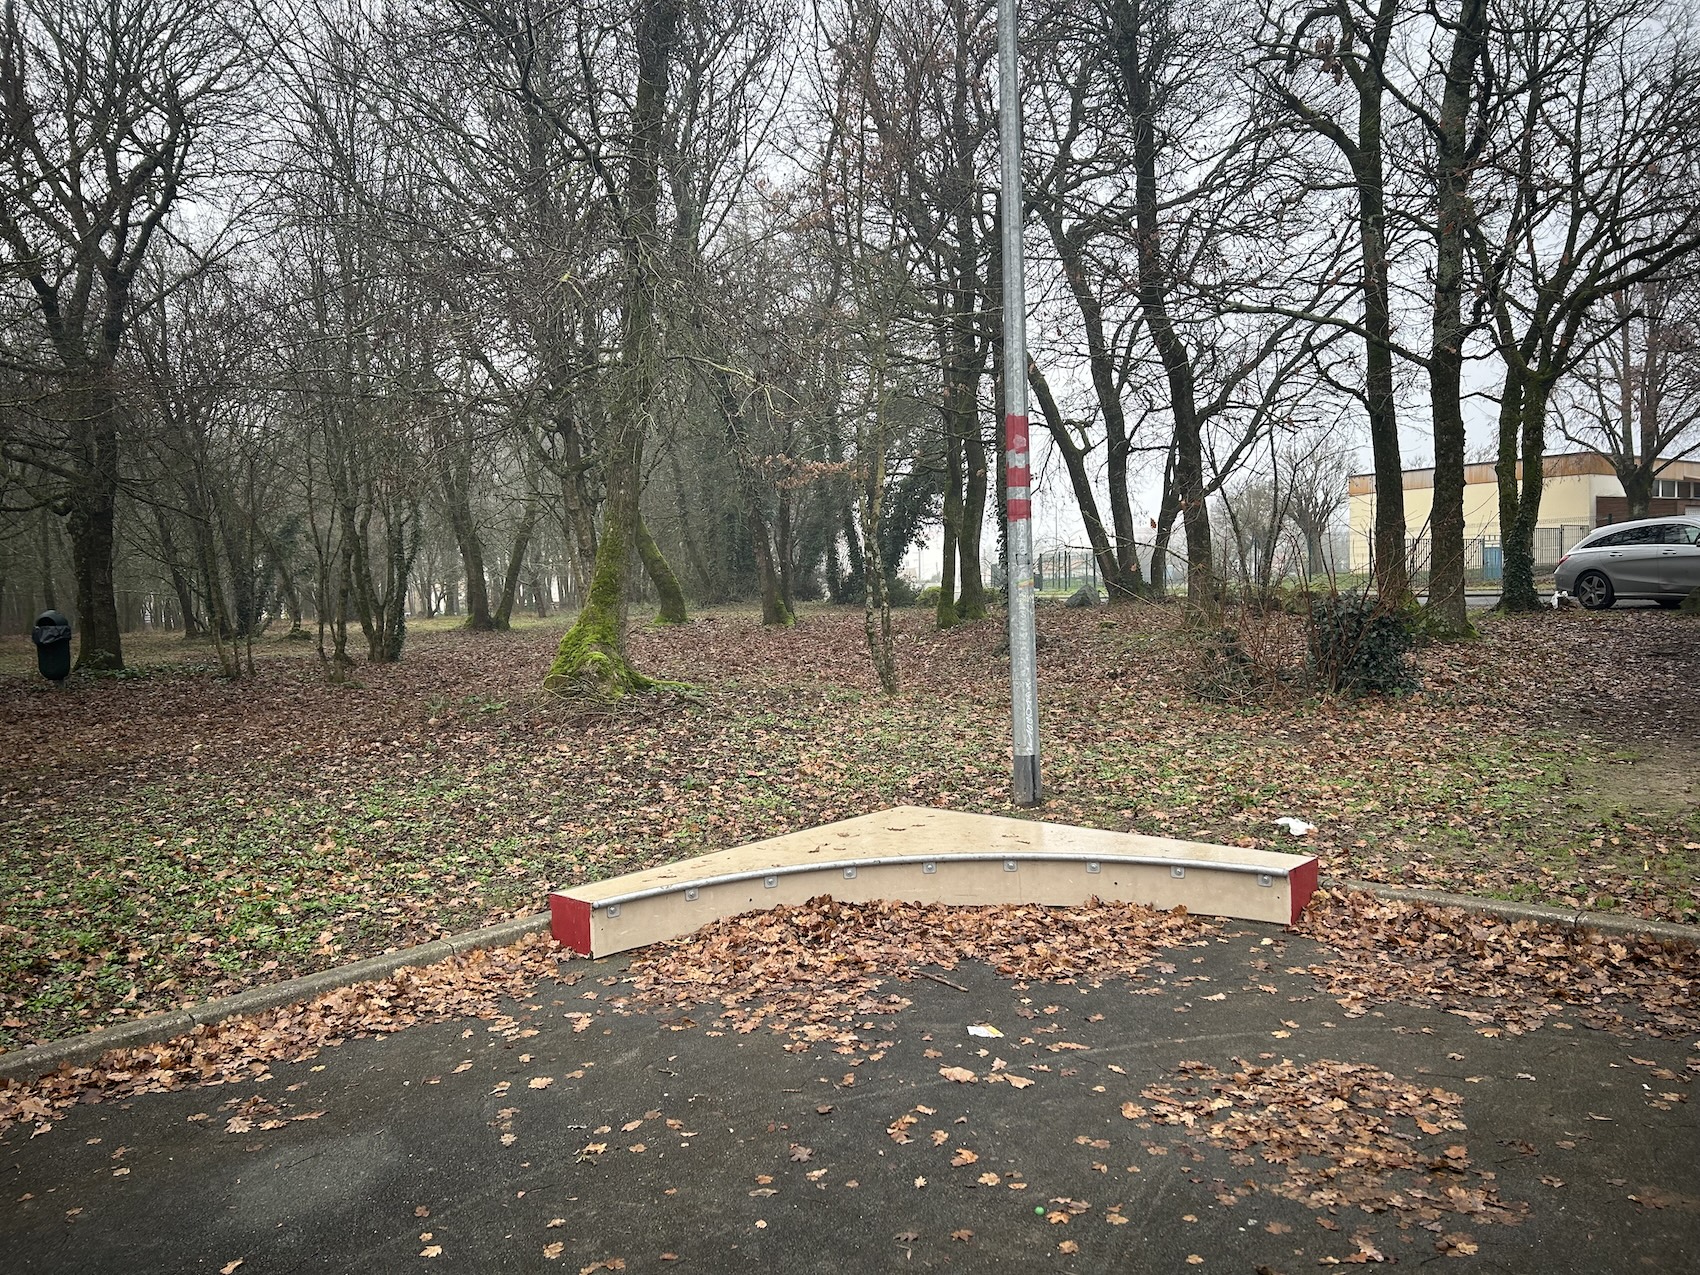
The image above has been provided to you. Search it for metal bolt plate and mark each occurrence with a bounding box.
[1257,873,1273,888]
[1085,861,1101,874]
[1004,860,1018,873]
[922,862,937,875]
[843,867,857,879]
[764,876,778,889]
[1170,866,1186,879]
[606,904,621,918]
[685,887,700,902]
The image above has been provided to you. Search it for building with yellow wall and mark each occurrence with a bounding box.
[1346,452,1700,576]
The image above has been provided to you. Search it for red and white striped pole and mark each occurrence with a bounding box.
[999,0,1040,806]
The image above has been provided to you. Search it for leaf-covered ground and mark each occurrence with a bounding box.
[0,602,1695,1051]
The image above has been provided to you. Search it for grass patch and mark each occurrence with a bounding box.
[1,603,1695,1050]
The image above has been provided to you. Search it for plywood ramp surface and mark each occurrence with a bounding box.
[549,807,1318,958]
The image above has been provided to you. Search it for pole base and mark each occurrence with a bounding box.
[1013,754,1042,806]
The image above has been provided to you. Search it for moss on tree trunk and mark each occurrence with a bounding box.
[545,451,657,696]
[637,514,688,625]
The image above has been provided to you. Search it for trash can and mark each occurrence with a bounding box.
[31,610,72,683]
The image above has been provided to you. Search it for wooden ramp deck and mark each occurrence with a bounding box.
[549,806,1319,958]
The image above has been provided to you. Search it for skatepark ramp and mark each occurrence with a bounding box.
[549,806,1319,958]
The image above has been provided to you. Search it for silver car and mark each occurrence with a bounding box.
[1554,516,1700,609]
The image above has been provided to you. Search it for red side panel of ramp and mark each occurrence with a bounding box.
[551,893,593,956]
[1288,857,1320,926]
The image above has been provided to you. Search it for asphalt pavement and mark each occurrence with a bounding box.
[3,919,1696,1274]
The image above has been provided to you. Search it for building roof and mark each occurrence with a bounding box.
[1347,451,1700,496]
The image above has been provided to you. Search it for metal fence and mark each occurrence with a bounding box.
[1405,527,1590,584]
[1034,548,1101,595]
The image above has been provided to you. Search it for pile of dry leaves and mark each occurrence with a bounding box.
[1140,1057,1526,1234]
[1298,890,1700,1040]
[621,896,1216,1049]
[0,934,565,1138]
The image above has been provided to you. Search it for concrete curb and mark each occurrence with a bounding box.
[1325,877,1700,947]
[5,881,1696,1087]
[0,913,550,1084]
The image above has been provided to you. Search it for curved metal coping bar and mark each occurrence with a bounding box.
[591,852,1290,912]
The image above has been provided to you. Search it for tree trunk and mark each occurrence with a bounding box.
[494,501,541,629]
[936,389,962,628]
[153,507,204,637]
[1498,370,1551,612]
[636,513,688,624]
[956,403,989,621]
[1623,469,1652,520]
[1424,0,1486,637]
[861,359,898,694]
[37,509,58,614]
[1148,444,1180,598]
[1356,3,1409,607]
[1108,8,1212,609]
[545,0,680,695]
[1037,213,1145,598]
[443,460,495,630]
[666,446,717,597]
[707,365,791,626]
[1028,359,1128,599]
[65,389,124,670]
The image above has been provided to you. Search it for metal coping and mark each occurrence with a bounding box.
[576,851,1297,913]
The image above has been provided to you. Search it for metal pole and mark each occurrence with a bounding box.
[999,0,1040,806]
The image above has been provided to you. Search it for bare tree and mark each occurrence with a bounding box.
[1472,0,1700,610]
[0,0,253,669]
[1559,279,1700,517]
[1258,0,1412,607]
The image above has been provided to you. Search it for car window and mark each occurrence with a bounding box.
[1661,523,1700,546]
[1589,526,1660,547]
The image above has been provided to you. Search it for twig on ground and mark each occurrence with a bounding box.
[910,967,969,993]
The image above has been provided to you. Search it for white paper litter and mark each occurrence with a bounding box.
[1274,817,1314,836]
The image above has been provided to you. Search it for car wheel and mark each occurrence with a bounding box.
[1575,570,1615,610]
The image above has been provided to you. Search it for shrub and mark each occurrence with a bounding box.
[916,584,942,609]
[1306,591,1418,696]
[1189,627,1261,704]
[884,575,920,608]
